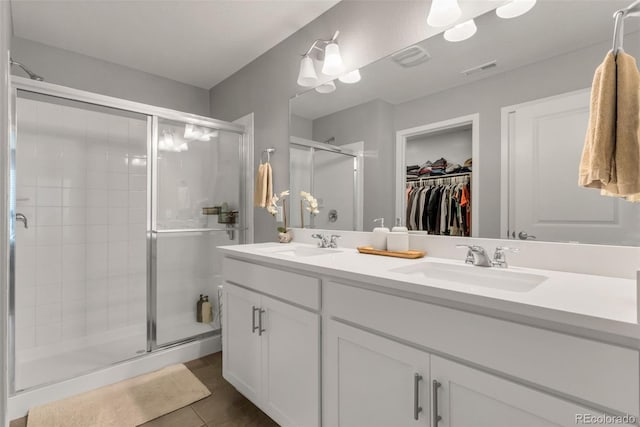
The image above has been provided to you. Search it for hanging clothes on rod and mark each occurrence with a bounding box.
[579,1,640,202]
[405,173,471,236]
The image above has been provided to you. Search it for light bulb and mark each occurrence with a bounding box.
[315,81,336,94]
[427,0,462,27]
[297,55,318,87]
[322,42,345,76]
[444,19,477,42]
[496,0,536,19]
[338,69,361,84]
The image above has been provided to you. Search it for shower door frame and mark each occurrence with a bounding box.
[7,76,249,394]
[290,138,360,230]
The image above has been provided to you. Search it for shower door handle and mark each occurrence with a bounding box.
[15,213,28,229]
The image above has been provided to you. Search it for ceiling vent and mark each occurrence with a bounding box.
[461,60,498,76]
[391,45,431,68]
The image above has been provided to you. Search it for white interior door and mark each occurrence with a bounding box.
[506,89,639,245]
[222,283,261,403]
[325,320,429,427]
[430,356,617,427]
[260,295,320,427]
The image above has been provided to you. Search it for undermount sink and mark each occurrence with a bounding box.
[261,245,342,258]
[390,261,547,292]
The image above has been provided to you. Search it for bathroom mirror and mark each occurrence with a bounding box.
[289,0,640,246]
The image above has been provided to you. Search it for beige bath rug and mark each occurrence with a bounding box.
[26,364,210,427]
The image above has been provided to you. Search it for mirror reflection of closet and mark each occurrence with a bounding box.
[405,125,472,235]
[395,114,479,236]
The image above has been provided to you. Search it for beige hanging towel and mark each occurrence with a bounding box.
[253,162,273,208]
[579,51,640,201]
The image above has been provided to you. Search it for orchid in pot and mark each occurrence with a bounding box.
[300,191,320,228]
[267,190,292,243]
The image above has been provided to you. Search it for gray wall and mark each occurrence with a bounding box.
[290,114,312,140]
[209,1,436,242]
[11,37,210,116]
[1,2,9,425]
[312,99,395,229]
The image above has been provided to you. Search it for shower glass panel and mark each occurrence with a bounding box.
[13,92,149,391]
[154,118,242,347]
[313,150,356,230]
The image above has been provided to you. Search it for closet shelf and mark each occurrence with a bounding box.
[406,171,471,182]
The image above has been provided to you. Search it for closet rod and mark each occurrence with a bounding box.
[406,171,471,181]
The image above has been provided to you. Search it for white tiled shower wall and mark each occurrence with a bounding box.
[14,97,148,360]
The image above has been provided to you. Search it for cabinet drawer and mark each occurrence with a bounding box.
[326,281,639,416]
[223,257,320,310]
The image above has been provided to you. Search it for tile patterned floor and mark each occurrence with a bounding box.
[10,352,278,427]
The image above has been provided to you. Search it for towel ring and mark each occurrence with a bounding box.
[262,148,275,163]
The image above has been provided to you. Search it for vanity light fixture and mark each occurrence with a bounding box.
[444,19,477,42]
[315,81,336,94]
[159,130,189,152]
[297,31,345,87]
[496,0,537,19]
[338,69,361,84]
[427,0,462,27]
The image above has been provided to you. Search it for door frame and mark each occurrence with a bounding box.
[500,88,590,239]
[395,113,479,235]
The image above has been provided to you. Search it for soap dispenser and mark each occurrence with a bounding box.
[388,218,409,252]
[372,218,390,250]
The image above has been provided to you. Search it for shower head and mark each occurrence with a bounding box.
[323,137,336,144]
[10,58,44,81]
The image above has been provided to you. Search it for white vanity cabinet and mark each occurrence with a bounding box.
[430,356,608,427]
[325,320,430,427]
[221,249,639,427]
[222,259,321,427]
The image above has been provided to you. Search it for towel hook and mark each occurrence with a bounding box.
[262,148,275,164]
[612,10,626,54]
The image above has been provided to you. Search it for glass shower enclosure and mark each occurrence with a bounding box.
[9,79,247,393]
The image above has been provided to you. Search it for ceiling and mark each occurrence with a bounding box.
[292,0,640,120]
[10,0,340,89]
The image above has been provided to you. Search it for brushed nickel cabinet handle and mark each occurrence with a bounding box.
[258,308,266,336]
[251,306,259,333]
[433,380,442,425]
[414,373,423,420]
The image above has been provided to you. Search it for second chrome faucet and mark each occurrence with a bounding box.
[312,233,341,248]
[456,244,519,268]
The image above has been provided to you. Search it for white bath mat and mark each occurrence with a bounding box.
[26,364,210,427]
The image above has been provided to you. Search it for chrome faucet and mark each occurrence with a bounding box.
[491,246,519,268]
[312,233,341,248]
[456,245,492,267]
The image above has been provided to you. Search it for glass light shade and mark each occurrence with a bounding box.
[496,0,537,19]
[315,81,336,94]
[321,42,345,76]
[297,55,318,87]
[427,0,462,27]
[444,19,477,42]
[338,69,361,84]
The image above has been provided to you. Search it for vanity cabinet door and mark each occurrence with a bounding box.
[222,283,262,404]
[260,295,320,427]
[325,320,430,427]
[430,356,611,427]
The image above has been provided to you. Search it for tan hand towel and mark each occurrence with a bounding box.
[601,51,640,200]
[579,51,640,202]
[254,163,266,207]
[579,51,617,191]
[265,162,273,207]
[253,162,274,208]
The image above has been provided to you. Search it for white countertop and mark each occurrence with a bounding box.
[219,242,640,347]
